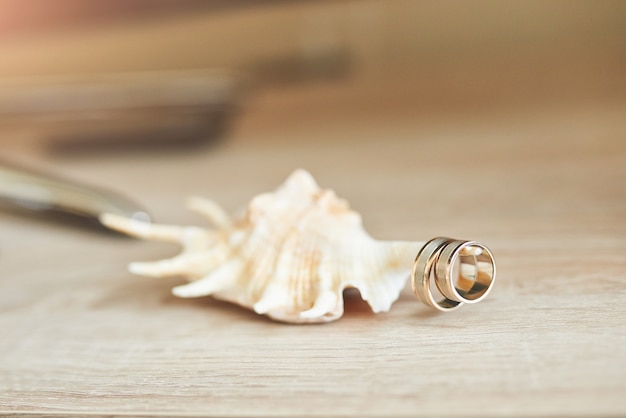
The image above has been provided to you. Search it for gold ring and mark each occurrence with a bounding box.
[411,237,496,311]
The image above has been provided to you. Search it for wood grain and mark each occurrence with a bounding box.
[0,67,625,417]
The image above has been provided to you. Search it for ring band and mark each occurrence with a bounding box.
[411,237,496,311]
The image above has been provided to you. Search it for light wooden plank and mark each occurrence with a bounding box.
[0,74,625,417]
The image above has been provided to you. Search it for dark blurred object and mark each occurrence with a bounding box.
[249,47,352,87]
[0,70,237,154]
[0,159,150,231]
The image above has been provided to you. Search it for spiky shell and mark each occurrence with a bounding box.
[101,170,423,323]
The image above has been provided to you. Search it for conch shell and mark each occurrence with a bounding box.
[101,170,424,323]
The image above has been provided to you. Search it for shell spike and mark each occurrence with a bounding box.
[100,213,186,243]
[128,251,225,278]
[186,196,232,229]
[172,259,243,298]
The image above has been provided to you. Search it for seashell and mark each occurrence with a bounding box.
[101,170,425,323]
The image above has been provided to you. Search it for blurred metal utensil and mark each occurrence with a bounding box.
[0,161,150,229]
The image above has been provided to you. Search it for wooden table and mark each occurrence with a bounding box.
[0,73,625,417]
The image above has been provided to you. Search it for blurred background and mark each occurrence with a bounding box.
[0,0,624,231]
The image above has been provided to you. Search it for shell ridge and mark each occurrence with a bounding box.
[252,205,324,316]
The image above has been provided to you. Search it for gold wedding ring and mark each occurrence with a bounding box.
[412,237,496,311]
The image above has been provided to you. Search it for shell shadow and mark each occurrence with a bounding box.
[94,273,383,325]
[93,273,270,323]
[341,288,377,319]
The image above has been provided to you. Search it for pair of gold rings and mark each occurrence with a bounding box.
[412,237,496,311]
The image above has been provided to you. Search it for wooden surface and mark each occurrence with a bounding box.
[1,70,625,417]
